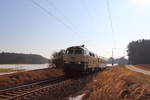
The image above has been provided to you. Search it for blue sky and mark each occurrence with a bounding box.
[0,0,150,58]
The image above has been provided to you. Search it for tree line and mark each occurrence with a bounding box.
[128,39,150,64]
[0,52,49,64]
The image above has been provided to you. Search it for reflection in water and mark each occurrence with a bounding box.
[0,64,49,71]
[0,64,49,75]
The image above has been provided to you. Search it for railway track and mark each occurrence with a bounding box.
[0,67,108,100]
[0,76,69,100]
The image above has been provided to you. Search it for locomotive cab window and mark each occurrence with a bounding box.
[89,52,92,56]
[75,49,82,54]
[66,49,74,54]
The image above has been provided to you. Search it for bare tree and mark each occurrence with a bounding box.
[51,50,65,68]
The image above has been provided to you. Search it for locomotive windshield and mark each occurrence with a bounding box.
[66,49,74,54]
[75,50,82,54]
[66,48,83,55]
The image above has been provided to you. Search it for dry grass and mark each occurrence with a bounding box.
[135,65,150,71]
[83,66,150,100]
[0,68,64,89]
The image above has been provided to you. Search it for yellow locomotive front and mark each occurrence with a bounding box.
[63,46,87,75]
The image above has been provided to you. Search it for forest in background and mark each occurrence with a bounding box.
[0,52,49,64]
[128,39,150,64]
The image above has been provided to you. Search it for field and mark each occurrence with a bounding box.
[83,66,150,100]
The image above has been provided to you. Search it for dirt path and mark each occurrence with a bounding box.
[126,65,150,76]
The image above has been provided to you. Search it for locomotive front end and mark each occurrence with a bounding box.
[63,46,86,75]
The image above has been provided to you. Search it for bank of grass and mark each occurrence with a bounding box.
[0,68,16,72]
[0,68,64,89]
[83,66,150,100]
[135,65,150,71]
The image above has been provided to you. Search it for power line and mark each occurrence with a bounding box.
[79,0,96,44]
[106,0,116,47]
[30,0,78,35]
[45,0,78,30]
[106,0,117,65]
[30,0,87,44]
[80,0,93,24]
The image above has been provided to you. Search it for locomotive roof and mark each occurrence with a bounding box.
[66,45,106,60]
[66,45,96,55]
[67,45,89,51]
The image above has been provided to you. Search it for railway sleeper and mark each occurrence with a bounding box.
[25,95,37,100]
[3,93,17,97]
[29,93,43,99]
[0,95,11,99]
[10,91,25,94]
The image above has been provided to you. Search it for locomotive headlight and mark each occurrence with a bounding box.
[64,60,69,64]
[77,62,81,64]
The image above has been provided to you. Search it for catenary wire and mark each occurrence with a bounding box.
[106,0,116,47]
[30,0,79,35]
[45,0,78,30]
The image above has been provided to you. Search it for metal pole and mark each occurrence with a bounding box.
[124,48,126,58]
[112,48,114,66]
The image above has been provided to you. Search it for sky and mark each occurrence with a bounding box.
[0,0,150,59]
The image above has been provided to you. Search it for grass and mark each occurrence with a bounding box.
[0,68,16,72]
[0,68,64,89]
[135,65,150,71]
[83,66,150,100]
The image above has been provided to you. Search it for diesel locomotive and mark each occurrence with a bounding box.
[63,45,106,76]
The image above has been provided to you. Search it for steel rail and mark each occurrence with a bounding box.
[0,76,67,100]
